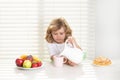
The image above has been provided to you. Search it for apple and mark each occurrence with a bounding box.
[15,58,24,67]
[37,61,42,67]
[23,60,32,68]
[31,63,38,68]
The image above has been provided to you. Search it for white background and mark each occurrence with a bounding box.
[96,0,120,60]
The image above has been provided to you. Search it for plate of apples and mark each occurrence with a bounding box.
[15,54,43,70]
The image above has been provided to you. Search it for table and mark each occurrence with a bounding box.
[0,59,119,80]
[0,59,98,80]
[94,60,120,80]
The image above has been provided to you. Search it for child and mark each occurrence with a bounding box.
[45,17,82,66]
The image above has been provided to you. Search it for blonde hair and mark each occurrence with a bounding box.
[45,17,72,43]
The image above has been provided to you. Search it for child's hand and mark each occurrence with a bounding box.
[63,57,78,66]
[63,56,68,63]
[67,36,82,49]
[67,36,75,45]
[67,36,77,48]
[67,60,78,66]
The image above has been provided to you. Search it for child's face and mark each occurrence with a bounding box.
[52,27,66,43]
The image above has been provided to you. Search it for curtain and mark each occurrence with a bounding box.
[0,0,95,60]
[0,0,41,59]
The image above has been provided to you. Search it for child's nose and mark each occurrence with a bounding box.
[57,35,62,38]
[57,34,61,37]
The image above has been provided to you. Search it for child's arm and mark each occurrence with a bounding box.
[47,43,58,61]
[66,59,78,66]
[67,36,82,50]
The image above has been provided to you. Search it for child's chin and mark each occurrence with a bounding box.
[56,41,64,44]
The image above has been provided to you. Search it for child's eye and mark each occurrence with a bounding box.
[53,33,57,35]
[60,32,65,35]
[60,33,63,35]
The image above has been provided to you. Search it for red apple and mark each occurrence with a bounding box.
[15,58,24,67]
[31,63,38,68]
[37,61,42,67]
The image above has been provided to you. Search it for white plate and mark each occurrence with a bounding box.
[17,64,44,70]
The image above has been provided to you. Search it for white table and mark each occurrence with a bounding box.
[94,60,120,80]
[0,59,119,80]
[0,59,97,80]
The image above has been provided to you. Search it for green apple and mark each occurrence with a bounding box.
[23,60,32,68]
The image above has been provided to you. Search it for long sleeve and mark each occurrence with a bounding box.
[47,43,65,56]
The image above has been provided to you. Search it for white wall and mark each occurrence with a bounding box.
[96,0,120,59]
